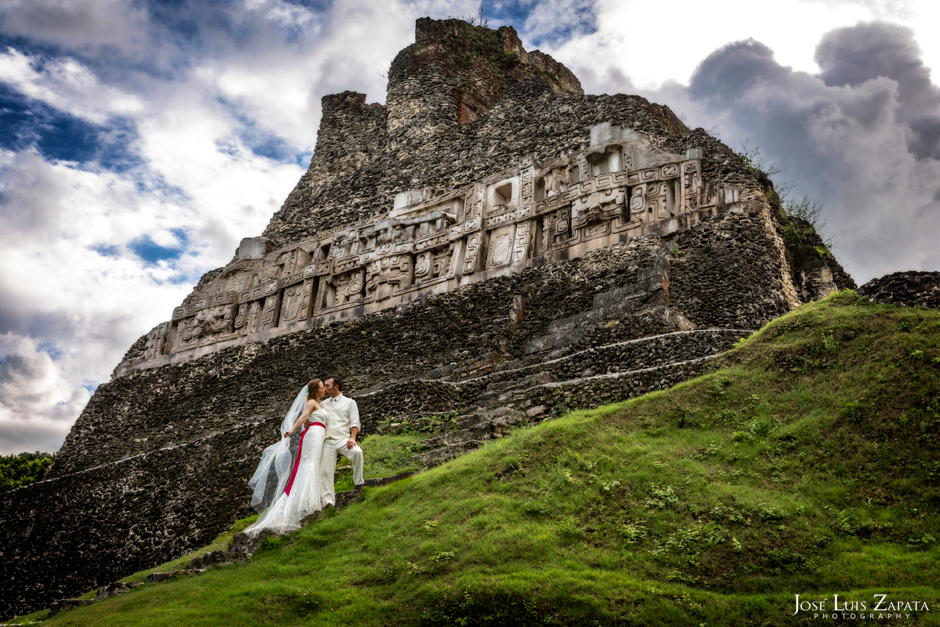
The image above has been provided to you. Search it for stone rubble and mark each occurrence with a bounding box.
[858,271,940,309]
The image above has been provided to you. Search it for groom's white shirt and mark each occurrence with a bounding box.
[322,393,360,442]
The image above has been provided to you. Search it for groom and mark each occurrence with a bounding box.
[319,375,365,507]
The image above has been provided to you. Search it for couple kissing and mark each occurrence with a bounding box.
[244,375,364,537]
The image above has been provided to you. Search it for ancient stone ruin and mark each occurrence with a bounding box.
[117,128,711,376]
[0,18,855,620]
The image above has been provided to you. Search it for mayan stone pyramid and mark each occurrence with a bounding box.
[0,18,854,619]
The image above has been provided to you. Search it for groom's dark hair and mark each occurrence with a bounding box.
[326,375,344,391]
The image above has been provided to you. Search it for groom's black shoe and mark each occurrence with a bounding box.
[354,484,364,491]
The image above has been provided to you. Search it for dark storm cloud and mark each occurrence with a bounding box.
[629,21,940,284]
[569,19,940,283]
[688,39,791,98]
[815,21,940,159]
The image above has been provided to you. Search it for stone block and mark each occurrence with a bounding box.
[236,237,273,260]
[146,570,188,584]
[48,599,93,618]
[96,582,141,601]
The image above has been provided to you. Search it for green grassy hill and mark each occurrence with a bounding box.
[16,291,940,626]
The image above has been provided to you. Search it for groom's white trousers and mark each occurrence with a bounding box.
[320,438,364,506]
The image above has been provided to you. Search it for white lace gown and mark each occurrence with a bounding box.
[245,409,328,537]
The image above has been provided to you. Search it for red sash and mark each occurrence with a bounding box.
[284,422,326,495]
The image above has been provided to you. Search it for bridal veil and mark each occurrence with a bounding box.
[247,385,308,513]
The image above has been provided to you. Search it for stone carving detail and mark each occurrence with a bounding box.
[488,226,515,269]
[231,303,248,338]
[169,293,236,352]
[280,281,314,326]
[367,254,414,301]
[197,305,234,346]
[571,185,626,242]
[143,323,170,360]
[130,123,713,369]
[512,221,531,263]
[463,233,483,274]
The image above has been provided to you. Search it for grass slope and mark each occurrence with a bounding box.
[25,292,940,626]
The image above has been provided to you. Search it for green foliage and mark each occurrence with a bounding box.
[453,9,488,28]
[822,330,838,353]
[906,534,936,550]
[333,433,423,492]
[737,142,779,178]
[0,451,55,493]
[738,142,835,253]
[419,590,550,627]
[782,193,831,248]
[452,17,519,72]
[844,400,865,424]
[645,484,679,509]
[707,375,731,397]
[621,521,648,544]
[558,516,586,540]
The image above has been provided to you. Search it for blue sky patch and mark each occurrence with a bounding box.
[480,0,598,48]
[37,342,63,360]
[128,228,189,264]
[92,244,120,257]
[0,83,142,170]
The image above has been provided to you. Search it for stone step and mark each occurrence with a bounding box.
[190,549,246,570]
[414,407,527,467]
[415,440,484,467]
[48,599,94,618]
[485,354,721,415]
[405,354,723,469]
[359,329,748,428]
[146,569,203,584]
[463,328,749,394]
[96,582,142,601]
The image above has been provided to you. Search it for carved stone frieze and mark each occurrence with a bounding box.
[116,122,742,375]
[142,323,170,360]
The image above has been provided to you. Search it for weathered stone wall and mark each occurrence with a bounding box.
[669,213,793,328]
[114,19,796,378]
[859,271,940,309]
[0,421,278,619]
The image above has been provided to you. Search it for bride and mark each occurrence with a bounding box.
[244,378,330,537]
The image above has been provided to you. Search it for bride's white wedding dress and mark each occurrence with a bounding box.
[245,408,329,537]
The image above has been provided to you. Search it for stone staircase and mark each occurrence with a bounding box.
[365,327,751,465]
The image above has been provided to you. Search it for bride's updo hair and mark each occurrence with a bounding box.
[307,379,323,396]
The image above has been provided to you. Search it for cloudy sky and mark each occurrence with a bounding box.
[0,0,938,455]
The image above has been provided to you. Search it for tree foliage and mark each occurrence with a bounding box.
[738,142,835,254]
[0,452,55,493]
